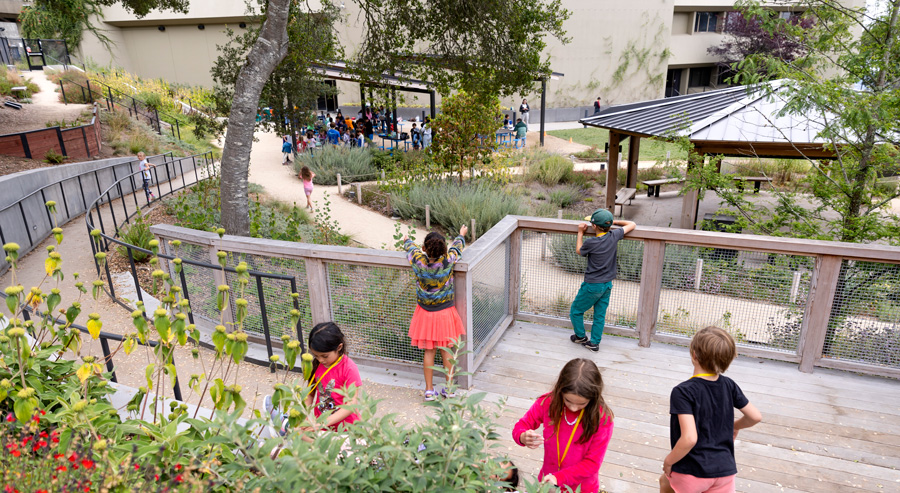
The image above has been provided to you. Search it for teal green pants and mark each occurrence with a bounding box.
[570,281,613,345]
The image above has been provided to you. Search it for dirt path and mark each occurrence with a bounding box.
[0,69,91,135]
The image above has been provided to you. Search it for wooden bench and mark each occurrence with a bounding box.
[642,177,685,197]
[614,187,637,217]
[732,176,772,193]
[10,86,28,99]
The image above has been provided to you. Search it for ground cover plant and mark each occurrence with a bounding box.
[0,69,40,99]
[293,146,377,186]
[548,128,686,162]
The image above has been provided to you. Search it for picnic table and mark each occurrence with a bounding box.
[732,176,772,193]
[378,133,409,151]
[496,128,515,146]
[642,177,685,197]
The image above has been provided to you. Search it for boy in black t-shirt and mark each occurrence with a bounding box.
[660,327,762,493]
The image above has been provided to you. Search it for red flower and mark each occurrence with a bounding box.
[31,415,40,423]
[54,453,64,460]
[134,464,140,470]
[175,464,182,471]
[36,440,47,448]
[39,410,46,415]
[154,474,160,481]
[39,431,48,439]
[10,450,20,458]
[5,413,15,422]
[174,474,183,483]
[81,459,94,469]
[68,453,77,463]
[56,465,67,472]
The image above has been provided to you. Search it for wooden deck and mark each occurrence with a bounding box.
[472,321,900,492]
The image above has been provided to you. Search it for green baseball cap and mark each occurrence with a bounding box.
[585,208,614,228]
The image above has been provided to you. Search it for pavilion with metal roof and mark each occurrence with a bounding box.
[579,81,836,229]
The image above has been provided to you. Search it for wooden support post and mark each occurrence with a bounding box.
[790,271,802,304]
[798,255,842,373]
[454,269,473,389]
[470,219,477,242]
[386,193,392,216]
[304,258,332,326]
[680,152,704,229]
[606,132,620,213]
[336,173,342,194]
[557,210,563,220]
[356,183,362,205]
[694,259,703,290]
[636,239,666,347]
[627,136,640,188]
[381,169,385,181]
[508,229,522,317]
[541,233,548,260]
[425,205,431,229]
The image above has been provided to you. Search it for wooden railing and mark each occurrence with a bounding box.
[149,214,900,386]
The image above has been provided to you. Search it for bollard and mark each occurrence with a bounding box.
[790,271,802,304]
[471,219,477,241]
[425,205,431,229]
[387,193,392,216]
[694,259,704,291]
[381,169,385,181]
[557,210,563,220]
[356,183,362,205]
[337,173,342,194]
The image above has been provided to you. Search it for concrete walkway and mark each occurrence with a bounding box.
[248,130,426,249]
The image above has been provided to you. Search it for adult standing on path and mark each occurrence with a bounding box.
[282,135,293,165]
[520,99,531,126]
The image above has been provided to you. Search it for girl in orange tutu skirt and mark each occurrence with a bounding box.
[403,225,468,401]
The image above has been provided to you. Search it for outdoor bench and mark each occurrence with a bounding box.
[642,177,685,197]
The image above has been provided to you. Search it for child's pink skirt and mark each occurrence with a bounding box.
[408,305,465,350]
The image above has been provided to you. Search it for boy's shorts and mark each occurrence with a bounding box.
[668,472,735,493]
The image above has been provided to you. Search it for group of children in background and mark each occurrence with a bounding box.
[262,207,761,492]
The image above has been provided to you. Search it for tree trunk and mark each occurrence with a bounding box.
[219,0,291,236]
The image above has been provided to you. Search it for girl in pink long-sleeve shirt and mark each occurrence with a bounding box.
[513,358,614,493]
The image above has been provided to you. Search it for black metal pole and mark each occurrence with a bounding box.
[100,338,118,383]
[430,91,436,119]
[540,78,547,147]
[59,80,67,104]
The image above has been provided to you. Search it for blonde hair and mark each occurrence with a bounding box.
[137,151,146,159]
[690,327,737,374]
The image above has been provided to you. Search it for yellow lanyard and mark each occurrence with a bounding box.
[307,356,343,397]
[556,409,584,468]
[691,373,716,379]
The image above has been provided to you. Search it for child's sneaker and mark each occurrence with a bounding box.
[570,335,588,344]
[582,341,600,352]
[440,387,456,399]
[264,394,279,423]
[424,389,437,401]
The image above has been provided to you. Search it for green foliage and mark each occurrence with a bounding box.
[293,146,377,186]
[573,146,607,161]
[548,128,686,162]
[547,185,583,208]
[43,149,66,164]
[116,211,155,262]
[0,69,39,98]
[393,179,524,233]
[431,90,503,181]
[525,155,574,186]
[137,91,163,110]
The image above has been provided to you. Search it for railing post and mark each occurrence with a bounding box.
[454,268,473,389]
[425,204,431,229]
[508,229,522,318]
[798,255,842,373]
[355,183,362,205]
[636,239,666,347]
[304,258,332,325]
[336,173,342,194]
[59,80,67,104]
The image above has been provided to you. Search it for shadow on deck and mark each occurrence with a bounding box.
[471,321,899,493]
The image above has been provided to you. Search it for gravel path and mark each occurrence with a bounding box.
[0,69,91,135]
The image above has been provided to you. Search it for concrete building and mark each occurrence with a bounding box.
[14,1,820,119]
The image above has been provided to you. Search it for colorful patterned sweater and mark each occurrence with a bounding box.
[404,236,465,311]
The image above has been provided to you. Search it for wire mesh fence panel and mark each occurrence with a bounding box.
[656,244,813,353]
[165,241,221,326]
[519,230,642,332]
[470,239,510,355]
[822,260,900,369]
[327,262,420,364]
[223,253,309,343]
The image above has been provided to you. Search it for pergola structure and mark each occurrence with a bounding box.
[579,82,836,229]
[313,61,563,145]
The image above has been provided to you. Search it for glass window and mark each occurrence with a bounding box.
[694,12,719,32]
[688,67,712,87]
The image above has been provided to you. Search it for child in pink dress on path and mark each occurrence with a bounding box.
[513,358,614,493]
[299,165,316,210]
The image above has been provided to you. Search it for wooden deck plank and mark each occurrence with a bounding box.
[467,321,900,493]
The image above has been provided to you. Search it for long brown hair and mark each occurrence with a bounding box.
[548,358,613,444]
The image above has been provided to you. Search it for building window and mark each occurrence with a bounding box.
[716,66,734,86]
[694,12,719,32]
[688,67,712,87]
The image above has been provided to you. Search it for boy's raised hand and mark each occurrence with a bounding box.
[577,222,589,233]
[459,225,469,238]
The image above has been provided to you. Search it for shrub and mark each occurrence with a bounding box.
[549,234,585,274]
[547,185,583,208]
[44,148,65,164]
[0,69,39,98]
[294,146,377,185]
[573,146,607,160]
[393,179,524,233]
[525,155,574,186]
[117,211,155,262]
[137,91,163,110]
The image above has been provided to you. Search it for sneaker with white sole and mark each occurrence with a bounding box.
[570,335,588,344]
[424,389,437,401]
[583,341,600,352]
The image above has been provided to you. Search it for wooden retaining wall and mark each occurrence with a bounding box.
[0,103,101,161]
